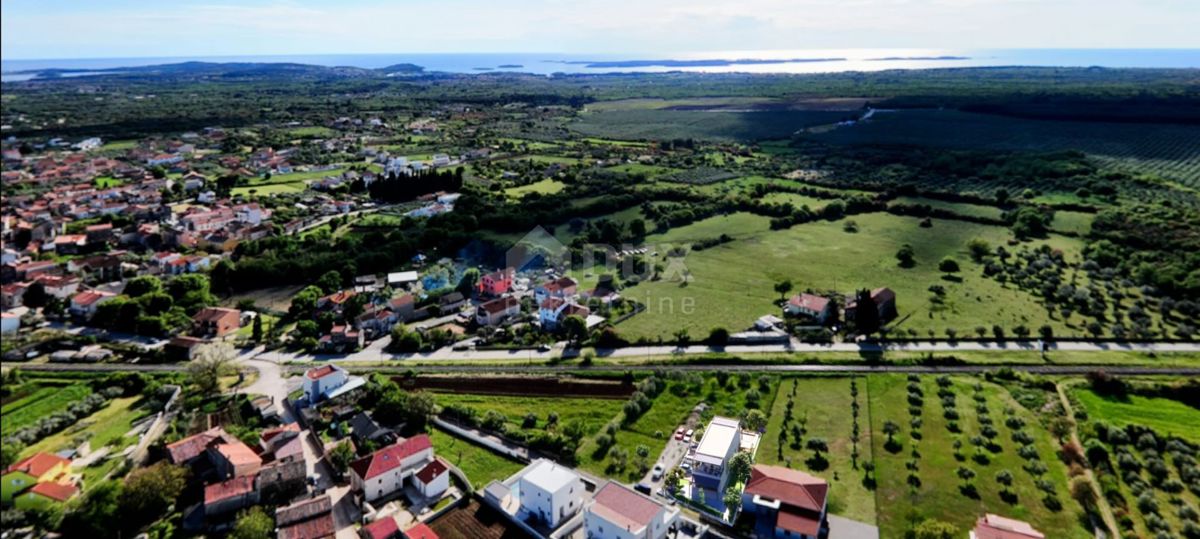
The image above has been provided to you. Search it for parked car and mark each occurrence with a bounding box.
[634,483,653,495]
[652,464,664,480]
[674,427,685,440]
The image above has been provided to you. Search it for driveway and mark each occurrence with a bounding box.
[827,514,879,539]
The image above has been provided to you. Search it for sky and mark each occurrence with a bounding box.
[2,0,1198,59]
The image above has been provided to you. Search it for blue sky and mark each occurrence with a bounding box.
[2,0,1197,59]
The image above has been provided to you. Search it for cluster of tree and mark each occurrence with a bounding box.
[367,167,465,202]
[53,462,188,537]
[91,274,213,336]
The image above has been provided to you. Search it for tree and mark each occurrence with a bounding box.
[708,327,730,346]
[124,276,163,298]
[168,274,215,311]
[728,452,753,486]
[914,519,959,539]
[456,268,481,296]
[723,486,742,515]
[230,507,274,539]
[561,315,588,345]
[673,328,691,347]
[251,314,263,343]
[774,280,793,302]
[882,420,901,443]
[187,342,235,397]
[22,281,47,308]
[119,462,188,527]
[317,269,343,294]
[743,409,768,431]
[956,466,976,485]
[1,441,24,469]
[289,285,323,318]
[405,391,437,429]
[896,244,916,268]
[938,257,960,273]
[328,442,355,476]
[967,239,992,262]
[1070,476,1097,509]
[995,469,1014,493]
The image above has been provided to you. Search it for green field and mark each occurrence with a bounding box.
[232,182,306,196]
[869,375,1088,538]
[615,211,1084,341]
[93,176,126,189]
[20,396,149,460]
[286,126,336,138]
[1073,388,1200,443]
[433,393,625,438]
[758,377,877,524]
[1050,210,1096,235]
[812,109,1200,188]
[246,167,346,186]
[890,196,1006,221]
[428,428,525,487]
[505,178,566,198]
[572,109,854,142]
[2,383,91,432]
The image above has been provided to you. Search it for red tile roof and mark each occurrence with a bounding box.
[361,516,400,539]
[415,458,448,484]
[27,481,78,502]
[204,474,256,504]
[277,495,335,539]
[590,482,662,533]
[215,441,262,472]
[776,506,821,537]
[5,452,70,477]
[192,306,239,323]
[166,427,231,463]
[479,296,519,314]
[744,465,829,513]
[306,364,340,380]
[973,514,1045,539]
[350,435,432,480]
[788,293,830,313]
[403,522,438,539]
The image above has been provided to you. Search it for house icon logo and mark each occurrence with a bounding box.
[506,226,568,272]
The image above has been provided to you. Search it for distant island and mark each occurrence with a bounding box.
[560,57,846,68]
[867,56,970,61]
[497,64,524,68]
[473,67,494,71]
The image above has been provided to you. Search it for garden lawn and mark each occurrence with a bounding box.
[615,211,1085,341]
[1072,388,1200,443]
[757,377,876,524]
[868,374,1089,538]
[429,428,525,487]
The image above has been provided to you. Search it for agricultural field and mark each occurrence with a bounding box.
[812,109,1200,188]
[433,393,625,438]
[1074,385,1200,538]
[1073,388,1200,443]
[1050,210,1096,236]
[758,377,877,524]
[231,181,306,197]
[2,381,92,433]
[21,396,148,459]
[868,374,1088,538]
[504,178,566,198]
[615,211,1085,342]
[285,126,336,138]
[572,109,854,142]
[428,428,525,487]
[244,166,347,186]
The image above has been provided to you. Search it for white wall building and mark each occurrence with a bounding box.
[517,459,585,529]
[350,435,435,503]
[692,416,742,496]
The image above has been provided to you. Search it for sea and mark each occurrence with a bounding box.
[2,49,1199,81]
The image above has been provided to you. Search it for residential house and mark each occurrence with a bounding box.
[533,276,577,305]
[517,458,585,529]
[843,287,897,322]
[970,514,1045,539]
[34,274,80,299]
[349,435,435,503]
[1,282,29,309]
[210,439,263,479]
[349,412,396,447]
[320,324,364,351]
[538,297,590,330]
[389,294,416,321]
[317,290,356,314]
[478,268,514,297]
[584,481,679,539]
[166,427,236,466]
[256,459,307,506]
[476,296,521,326]
[204,474,258,517]
[413,458,450,499]
[2,453,73,505]
[165,335,205,361]
[276,494,336,539]
[785,294,833,325]
[692,416,742,499]
[260,423,305,464]
[438,292,465,313]
[69,289,116,320]
[192,306,241,337]
[741,465,829,539]
[303,364,365,404]
[402,522,438,539]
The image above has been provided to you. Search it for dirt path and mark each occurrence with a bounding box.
[1056,382,1120,539]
